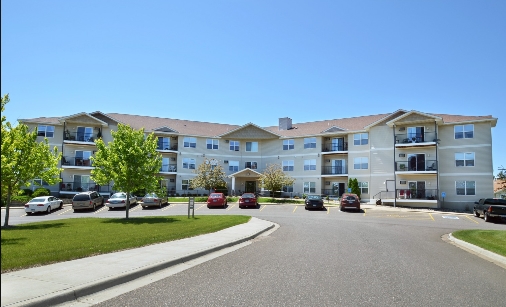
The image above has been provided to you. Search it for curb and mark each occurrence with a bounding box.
[447,233,506,269]
[14,222,275,307]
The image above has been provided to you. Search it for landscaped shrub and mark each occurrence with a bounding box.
[19,189,33,196]
[32,188,51,197]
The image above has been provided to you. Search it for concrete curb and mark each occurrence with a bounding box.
[447,233,506,269]
[6,221,275,307]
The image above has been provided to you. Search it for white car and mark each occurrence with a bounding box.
[106,192,137,210]
[25,196,63,214]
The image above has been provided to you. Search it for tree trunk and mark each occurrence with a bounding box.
[126,195,130,219]
[3,187,12,227]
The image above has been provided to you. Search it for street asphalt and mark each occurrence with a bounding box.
[1,205,505,307]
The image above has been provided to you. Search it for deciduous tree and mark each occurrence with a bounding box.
[1,94,62,226]
[258,164,295,197]
[348,177,361,198]
[91,124,162,219]
[190,158,227,194]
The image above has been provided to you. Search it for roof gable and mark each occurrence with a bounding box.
[321,126,347,133]
[386,110,443,127]
[62,112,109,126]
[153,126,179,133]
[219,123,280,139]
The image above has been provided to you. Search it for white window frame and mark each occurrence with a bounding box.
[229,160,239,172]
[206,139,219,150]
[358,182,369,194]
[245,142,258,152]
[283,139,294,150]
[245,161,257,169]
[37,125,55,138]
[455,152,475,167]
[303,182,316,194]
[182,179,193,190]
[304,137,316,149]
[454,124,474,139]
[183,137,196,148]
[353,157,368,169]
[230,140,240,151]
[282,160,294,171]
[182,158,196,169]
[456,180,475,196]
[304,159,316,171]
[353,133,368,145]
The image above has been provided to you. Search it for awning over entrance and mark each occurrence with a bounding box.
[228,168,262,192]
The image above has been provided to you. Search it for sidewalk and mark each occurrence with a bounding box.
[1,217,275,307]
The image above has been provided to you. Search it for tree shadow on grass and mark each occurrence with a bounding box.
[1,223,67,231]
[101,217,193,225]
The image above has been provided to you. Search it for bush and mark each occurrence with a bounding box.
[32,188,51,197]
[19,189,33,196]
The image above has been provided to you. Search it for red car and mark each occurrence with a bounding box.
[340,193,361,211]
[239,193,258,209]
[207,193,227,208]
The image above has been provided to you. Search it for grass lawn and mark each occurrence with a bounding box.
[452,229,506,257]
[1,215,250,273]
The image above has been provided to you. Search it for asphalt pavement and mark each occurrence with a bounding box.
[1,204,505,307]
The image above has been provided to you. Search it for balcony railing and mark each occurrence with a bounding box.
[395,131,437,145]
[321,166,348,175]
[64,132,100,142]
[60,181,111,193]
[157,144,178,151]
[396,160,438,172]
[396,188,438,200]
[62,156,94,167]
[322,142,348,152]
[160,164,177,172]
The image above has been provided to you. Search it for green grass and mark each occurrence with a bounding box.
[452,230,506,257]
[1,215,250,273]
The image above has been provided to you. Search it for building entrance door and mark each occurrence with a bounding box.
[245,181,256,193]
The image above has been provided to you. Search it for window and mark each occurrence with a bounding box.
[157,137,170,150]
[358,182,369,194]
[160,158,169,172]
[282,185,294,193]
[182,179,193,190]
[183,137,196,148]
[304,137,316,149]
[245,161,257,169]
[283,139,294,150]
[37,125,55,138]
[456,180,475,195]
[229,161,239,172]
[230,141,240,151]
[455,152,475,167]
[303,182,316,193]
[353,133,368,145]
[206,139,219,150]
[34,178,49,186]
[304,159,316,171]
[282,160,294,171]
[353,157,368,169]
[455,124,474,139]
[182,158,196,169]
[75,150,92,166]
[77,126,93,141]
[245,142,258,152]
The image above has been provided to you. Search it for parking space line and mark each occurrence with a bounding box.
[94,206,108,214]
[429,213,434,221]
[161,204,176,211]
[363,209,367,216]
[465,215,479,224]
[227,204,236,211]
[130,205,141,212]
[293,206,297,213]
[58,208,72,215]
[327,207,330,214]
[259,205,266,211]
[196,204,206,211]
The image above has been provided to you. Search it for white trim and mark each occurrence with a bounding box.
[438,144,491,149]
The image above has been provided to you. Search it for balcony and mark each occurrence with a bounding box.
[395,131,437,146]
[322,142,348,152]
[396,160,437,172]
[321,166,348,175]
[396,188,438,200]
[157,143,178,151]
[160,164,177,172]
[59,181,111,194]
[62,156,93,167]
[64,131,100,143]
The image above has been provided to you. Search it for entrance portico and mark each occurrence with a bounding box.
[228,168,262,194]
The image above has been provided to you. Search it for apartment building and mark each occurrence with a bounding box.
[20,109,497,211]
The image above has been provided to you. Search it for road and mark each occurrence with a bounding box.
[2,203,506,306]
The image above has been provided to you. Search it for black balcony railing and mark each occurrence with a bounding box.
[397,188,438,200]
[396,160,437,172]
[64,131,99,142]
[160,164,177,172]
[321,166,348,175]
[59,181,111,193]
[62,156,94,167]
[157,144,178,151]
[395,131,437,145]
[322,142,348,152]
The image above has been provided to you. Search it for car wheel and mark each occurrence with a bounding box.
[93,204,96,211]
[484,212,491,222]
[59,202,63,209]
[474,210,480,217]
[46,206,51,214]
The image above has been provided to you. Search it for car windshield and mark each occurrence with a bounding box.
[111,193,127,199]
[307,195,321,200]
[29,198,46,202]
[210,194,222,198]
[242,193,255,198]
[144,193,157,198]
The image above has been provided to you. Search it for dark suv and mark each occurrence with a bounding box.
[72,191,104,212]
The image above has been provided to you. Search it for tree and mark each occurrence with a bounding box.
[190,158,227,194]
[257,164,295,197]
[1,94,62,226]
[91,124,162,219]
[348,177,361,198]
[497,169,506,192]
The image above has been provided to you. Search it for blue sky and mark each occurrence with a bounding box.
[2,1,505,175]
